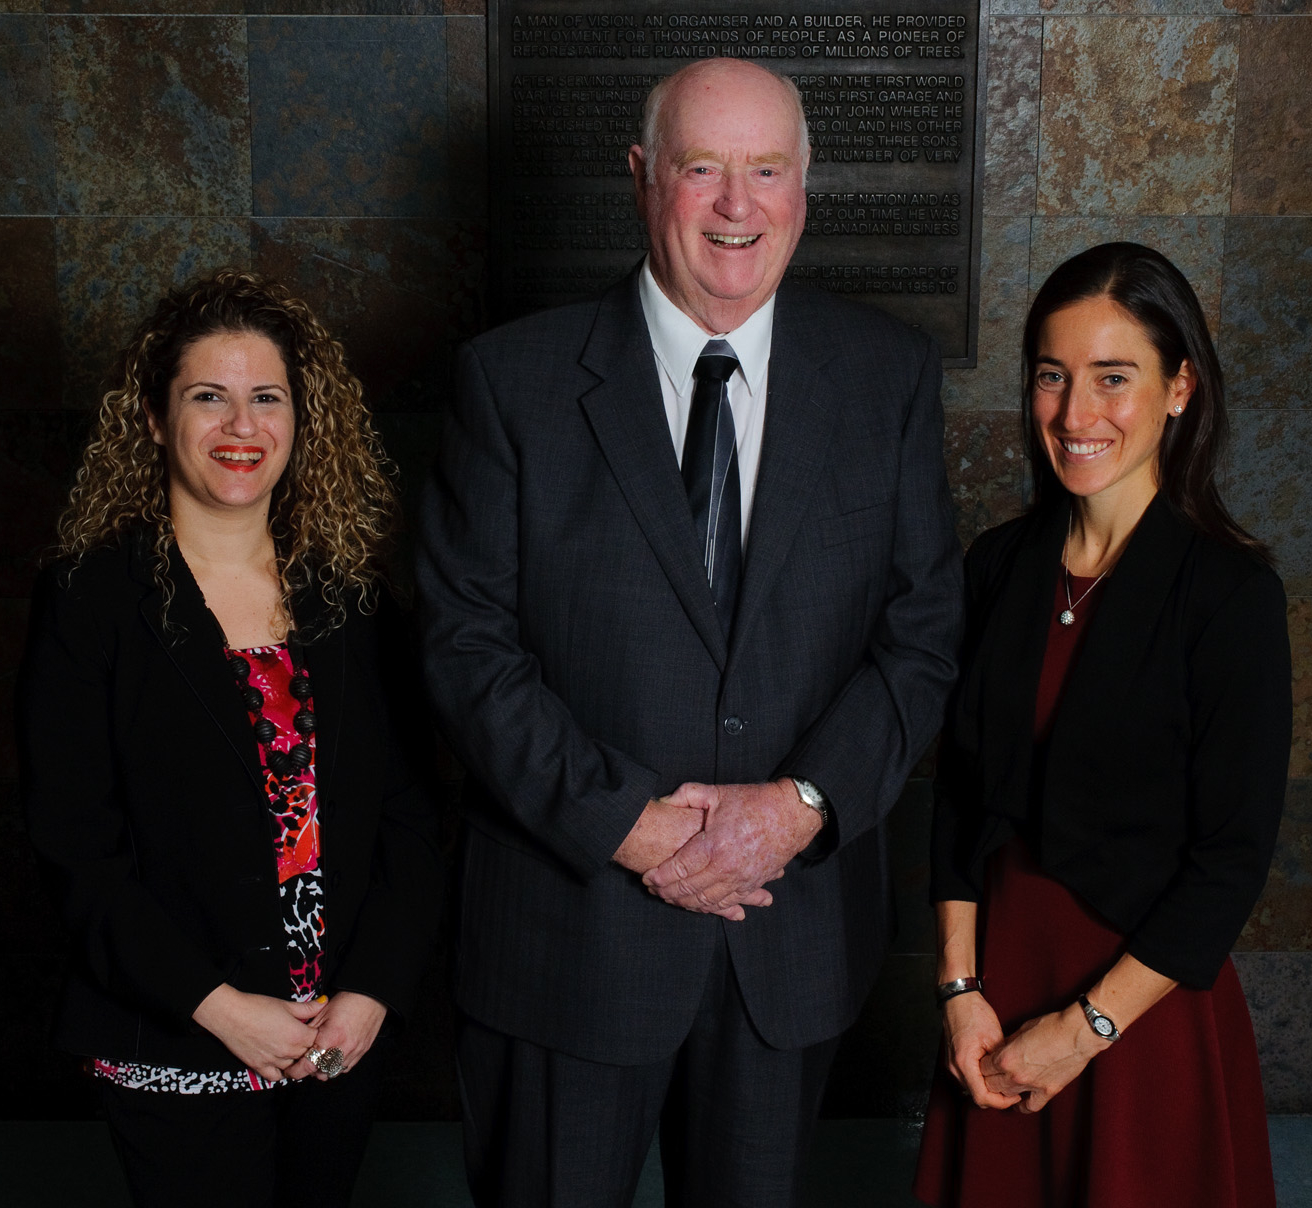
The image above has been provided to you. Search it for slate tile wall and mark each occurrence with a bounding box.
[0,0,1307,1121]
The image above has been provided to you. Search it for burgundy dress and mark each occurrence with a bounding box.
[913,574,1276,1208]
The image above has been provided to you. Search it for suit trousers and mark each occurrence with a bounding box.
[99,1038,387,1208]
[457,929,841,1208]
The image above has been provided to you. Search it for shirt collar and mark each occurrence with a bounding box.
[639,257,775,398]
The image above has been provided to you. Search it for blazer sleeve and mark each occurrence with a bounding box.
[327,599,445,1020]
[1125,568,1291,987]
[19,563,230,1030]
[927,534,997,903]
[414,341,659,881]
[781,334,963,848]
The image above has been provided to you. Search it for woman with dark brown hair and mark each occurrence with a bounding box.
[19,270,441,1207]
[914,243,1289,1207]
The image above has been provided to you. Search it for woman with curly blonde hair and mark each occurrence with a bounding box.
[19,270,441,1208]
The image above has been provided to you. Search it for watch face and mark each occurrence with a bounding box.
[1093,1017,1114,1037]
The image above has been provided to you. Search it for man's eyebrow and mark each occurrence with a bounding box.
[671,149,793,170]
[672,148,721,170]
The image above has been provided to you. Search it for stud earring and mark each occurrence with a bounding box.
[1172,405,1183,414]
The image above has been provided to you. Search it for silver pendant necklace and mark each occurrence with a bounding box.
[1061,511,1110,626]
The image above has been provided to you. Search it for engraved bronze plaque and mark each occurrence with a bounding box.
[490,1,987,365]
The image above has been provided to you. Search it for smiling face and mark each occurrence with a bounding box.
[1031,295,1195,515]
[629,61,808,334]
[147,329,295,524]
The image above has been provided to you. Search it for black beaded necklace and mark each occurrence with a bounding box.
[224,632,317,781]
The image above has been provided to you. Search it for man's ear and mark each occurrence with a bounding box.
[628,146,649,222]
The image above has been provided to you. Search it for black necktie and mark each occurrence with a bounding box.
[682,340,742,636]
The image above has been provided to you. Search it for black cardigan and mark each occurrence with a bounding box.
[18,531,442,1070]
[930,496,1291,989]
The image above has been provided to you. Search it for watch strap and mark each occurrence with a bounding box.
[936,976,984,1007]
[790,777,830,828]
[1078,994,1121,1042]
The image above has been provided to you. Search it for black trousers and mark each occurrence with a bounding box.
[99,1039,387,1208]
[457,934,841,1208]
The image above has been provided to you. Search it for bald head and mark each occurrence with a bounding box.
[639,61,811,186]
[627,61,811,333]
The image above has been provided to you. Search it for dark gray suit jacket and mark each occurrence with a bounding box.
[417,271,961,1064]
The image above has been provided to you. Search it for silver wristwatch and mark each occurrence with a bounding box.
[1078,994,1121,1043]
[790,777,830,829]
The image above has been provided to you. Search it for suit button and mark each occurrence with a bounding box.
[723,715,745,735]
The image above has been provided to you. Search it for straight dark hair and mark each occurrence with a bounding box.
[1022,242,1271,564]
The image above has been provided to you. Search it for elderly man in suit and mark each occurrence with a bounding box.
[417,59,962,1207]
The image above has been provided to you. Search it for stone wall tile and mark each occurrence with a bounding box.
[1291,598,1311,780]
[374,411,442,510]
[0,219,61,411]
[55,216,251,409]
[50,16,250,216]
[824,953,940,1118]
[1238,780,1312,950]
[0,1,42,12]
[251,217,484,411]
[1037,17,1238,215]
[1224,409,1312,591]
[1029,215,1225,330]
[1,952,96,1120]
[0,595,28,792]
[0,15,55,214]
[373,411,443,591]
[250,16,448,218]
[444,0,485,14]
[943,214,1030,411]
[375,959,458,1119]
[0,411,91,597]
[994,2,1240,11]
[245,2,446,12]
[1232,16,1312,214]
[1251,0,1311,11]
[36,2,452,9]
[45,2,239,11]
[0,599,29,679]
[944,409,1026,547]
[984,17,1041,216]
[1232,950,1312,1112]
[0,770,59,953]
[1220,217,1312,408]
[888,779,935,957]
[446,14,489,227]
[0,696,13,784]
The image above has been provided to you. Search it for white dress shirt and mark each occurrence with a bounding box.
[638,258,774,543]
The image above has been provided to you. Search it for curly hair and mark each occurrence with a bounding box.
[56,268,400,634]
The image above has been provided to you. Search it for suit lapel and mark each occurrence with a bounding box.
[133,537,265,791]
[579,273,729,668]
[976,503,1067,782]
[728,287,839,658]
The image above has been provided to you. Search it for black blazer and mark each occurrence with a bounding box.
[417,271,963,1062]
[931,496,1291,989]
[19,531,442,1071]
